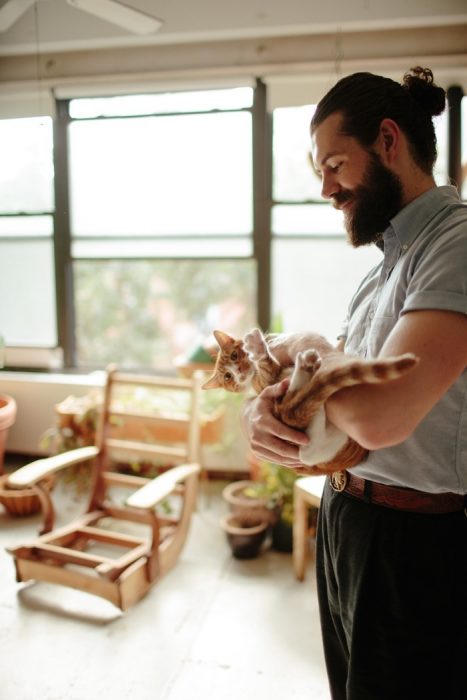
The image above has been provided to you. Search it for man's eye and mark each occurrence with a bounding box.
[230,351,238,361]
[224,372,232,381]
[330,162,342,172]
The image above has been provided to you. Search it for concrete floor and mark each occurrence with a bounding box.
[0,470,329,700]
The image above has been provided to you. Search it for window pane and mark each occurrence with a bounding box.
[273,105,321,201]
[0,117,54,213]
[70,87,253,118]
[272,203,345,235]
[0,239,57,345]
[69,111,252,236]
[74,259,256,369]
[462,96,467,200]
[272,238,382,342]
[0,215,53,237]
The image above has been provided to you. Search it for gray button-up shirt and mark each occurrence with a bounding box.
[341,186,467,493]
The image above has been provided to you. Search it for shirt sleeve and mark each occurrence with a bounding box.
[402,222,467,316]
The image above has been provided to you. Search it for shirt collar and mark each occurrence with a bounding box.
[383,185,460,250]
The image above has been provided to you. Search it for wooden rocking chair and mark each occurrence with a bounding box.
[6,367,203,611]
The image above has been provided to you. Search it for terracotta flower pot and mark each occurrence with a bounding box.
[220,512,269,559]
[0,394,17,473]
[222,479,278,525]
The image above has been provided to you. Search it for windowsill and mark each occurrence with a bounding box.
[0,368,106,386]
[1,365,93,374]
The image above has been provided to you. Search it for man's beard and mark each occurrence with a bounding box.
[334,152,404,247]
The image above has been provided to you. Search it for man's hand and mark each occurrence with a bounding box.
[242,378,310,468]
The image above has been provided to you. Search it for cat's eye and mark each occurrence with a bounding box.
[230,351,238,361]
[224,372,232,381]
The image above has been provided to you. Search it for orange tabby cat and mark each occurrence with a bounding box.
[202,328,419,474]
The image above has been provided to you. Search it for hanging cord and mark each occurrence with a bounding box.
[334,25,343,79]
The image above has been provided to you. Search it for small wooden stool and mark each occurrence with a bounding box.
[293,475,326,581]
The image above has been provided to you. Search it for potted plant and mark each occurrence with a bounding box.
[222,478,279,525]
[221,461,307,555]
[40,391,101,493]
[220,474,279,559]
[247,461,301,553]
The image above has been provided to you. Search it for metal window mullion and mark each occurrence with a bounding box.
[53,99,76,367]
[252,78,272,331]
[447,86,463,190]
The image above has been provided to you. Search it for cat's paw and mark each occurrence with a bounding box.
[244,328,267,360]
[297,348,322,374]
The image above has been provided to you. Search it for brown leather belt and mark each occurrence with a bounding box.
[329,470,466,514]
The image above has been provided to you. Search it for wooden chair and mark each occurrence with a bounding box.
[6,367,203,611]
[293,475,326,582]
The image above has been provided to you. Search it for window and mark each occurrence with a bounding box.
[65,87,255,369]
[0,117,57,348]
[0,80,462,371]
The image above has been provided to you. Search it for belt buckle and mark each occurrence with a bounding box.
[330,470,348,492]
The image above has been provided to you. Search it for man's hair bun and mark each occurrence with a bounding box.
[402,67,446,117]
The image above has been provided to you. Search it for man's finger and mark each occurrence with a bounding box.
[259,378,290,399]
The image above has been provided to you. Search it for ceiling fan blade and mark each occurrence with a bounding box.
[0,0,35,32]
[66,0,163,35]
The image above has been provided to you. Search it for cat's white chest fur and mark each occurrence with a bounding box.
[298,406,348,466]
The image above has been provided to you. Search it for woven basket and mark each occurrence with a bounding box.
[0,474,54,517]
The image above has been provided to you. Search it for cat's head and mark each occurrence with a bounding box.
[202,330,254,392]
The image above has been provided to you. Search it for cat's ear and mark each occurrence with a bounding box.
[213,329,234,350]
[201,374,222,390]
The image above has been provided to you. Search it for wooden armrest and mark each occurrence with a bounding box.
[126,463,200,510]
[7,446,100,489]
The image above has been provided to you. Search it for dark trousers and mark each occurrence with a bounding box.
[316,479,467,700]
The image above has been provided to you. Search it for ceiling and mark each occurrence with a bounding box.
[1,0,467,57]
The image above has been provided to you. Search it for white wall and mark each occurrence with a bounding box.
[0,371,105,455]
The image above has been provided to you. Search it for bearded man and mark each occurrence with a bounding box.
[243,68,467,700]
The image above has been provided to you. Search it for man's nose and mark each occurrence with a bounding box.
[321,171,339,200]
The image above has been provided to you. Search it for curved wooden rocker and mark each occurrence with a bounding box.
[6,367,203,611]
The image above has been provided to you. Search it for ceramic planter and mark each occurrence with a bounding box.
[222,479,278,525]
[220,512,269,559]
[0,394,17,473]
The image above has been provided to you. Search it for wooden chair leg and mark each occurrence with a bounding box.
[293,486,308,582]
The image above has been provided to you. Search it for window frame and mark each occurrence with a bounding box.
[54,83,266,368]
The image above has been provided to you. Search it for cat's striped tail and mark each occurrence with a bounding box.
[282,353,419,416]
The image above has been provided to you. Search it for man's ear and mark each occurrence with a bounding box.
[377,118,400,164]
